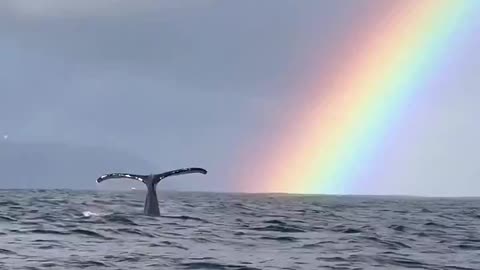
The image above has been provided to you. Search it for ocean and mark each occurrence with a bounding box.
[0,190,479,269]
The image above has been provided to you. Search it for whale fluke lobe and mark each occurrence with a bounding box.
[95,168,207,216]
[155,167,207,182]
[96,173,146,183]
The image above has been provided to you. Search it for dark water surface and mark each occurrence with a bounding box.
[0,190,479,269]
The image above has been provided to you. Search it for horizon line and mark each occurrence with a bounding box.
[0,187,478,199]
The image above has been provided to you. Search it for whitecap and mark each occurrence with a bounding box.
[82,211,100,217]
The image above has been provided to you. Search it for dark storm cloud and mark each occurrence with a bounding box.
[1,0,364,190]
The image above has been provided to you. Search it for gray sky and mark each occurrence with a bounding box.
[0,1,479,196]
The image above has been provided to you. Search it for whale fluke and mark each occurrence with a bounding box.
[95,168,207,216]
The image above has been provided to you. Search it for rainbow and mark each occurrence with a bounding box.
[238,1,478,194]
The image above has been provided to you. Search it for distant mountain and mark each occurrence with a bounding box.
[0,141,154,189]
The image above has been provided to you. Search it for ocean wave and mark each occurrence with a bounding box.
[0,190,479,269]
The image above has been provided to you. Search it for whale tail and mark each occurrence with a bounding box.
[96,167,207,216]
